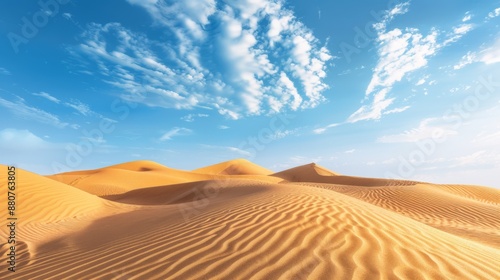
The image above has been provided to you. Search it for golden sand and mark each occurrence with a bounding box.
[1,160,499,279]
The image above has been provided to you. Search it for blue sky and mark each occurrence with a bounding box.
[1,0,499,188]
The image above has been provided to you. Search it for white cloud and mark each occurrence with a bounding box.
[453,38,500,69]
[451,151,488,167]
[226,146,252,157]
[462,12,472,22]
[365,28,439,96]
[289,155,323,164]
[65,100,93,116]
[32,92,110,122]
[415,78,426,86]
[487,8,500,19]
[313,122,341,134]
[384,105,410,115]
[377,118,457,143]
[181,113,209,122]
[344,149,355,154]
[472,130,500,145]
[454,51,476,70]
[33,92,61,103]
[76,0,332,119]
[272,72,302,112]
[218,125,230,129]
[373,2,410,31]
[159,127,192,141]
[453,24,473,36]
[348,89,395,123]
[442,23,473,46]
[480,39,500,65]
[348,2,474,123]
[269,129,297,140]
[0,96,68,128]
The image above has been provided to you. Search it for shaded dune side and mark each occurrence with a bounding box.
[192,159,274,175]
[46,160,214,196]
[272,163,417,186]
[0,165,128,272]
[3,182,499,280]
[0,165,109,224]
[299,182,500,248]
[101,179,257,205]
[48,160,281,198]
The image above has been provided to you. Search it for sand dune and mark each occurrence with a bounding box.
[0,165,133,265]
[193,158,273,175]
[1,160,499,279]
[48,160,280,197]
[272,163,417,186]
[46,160,215,196]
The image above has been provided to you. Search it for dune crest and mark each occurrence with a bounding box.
[1,160,499,279]
[272,163,418,187]
[193,158,273,175]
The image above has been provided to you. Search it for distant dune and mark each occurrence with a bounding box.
[1,160,499,279]
[272,163,418,186]
[193,158,274,175]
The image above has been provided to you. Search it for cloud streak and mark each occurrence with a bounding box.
[347,2,473,123]
[33,92,61,104]
[0,96,68,128]
[160,127,192,141]
[377,118,457,143]
[454,38,500,69]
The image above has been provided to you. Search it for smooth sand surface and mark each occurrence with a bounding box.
[1,160,499,279]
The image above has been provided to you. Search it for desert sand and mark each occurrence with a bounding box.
[1,159,499,279]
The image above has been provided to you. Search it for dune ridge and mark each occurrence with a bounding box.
[1,160,499,279]
[193,158,274,175]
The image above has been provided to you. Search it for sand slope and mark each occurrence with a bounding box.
[193,158,273,175]
[0,165,133,266]
[272,163,418,186]
[46,160,215,196]
[1,161,499,280]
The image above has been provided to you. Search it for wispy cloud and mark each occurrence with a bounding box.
[0,96,68,128]
[0,128,53,148]
[181,113,209,122]
[0,67,10,75]
[32,92,113,123]
[269,129,298,140]
[348,2,474,123]
[200,144,252,157]
[377,118,457,143]
[454,51,476,70]
[384,106,410,115]
[33,92,61,103]
[73,0,332,119]
[462,12,472,22]
[453,38,500,69]
[313,122,341,134]
[65,100,93,116]
[160,127,192,141]
[225,146,252,157]
[479,39,500,65]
